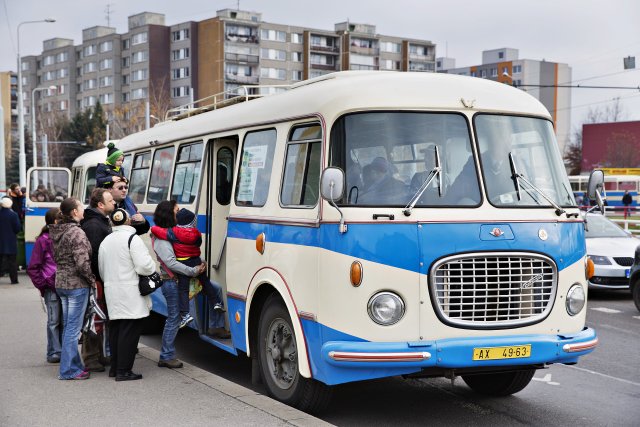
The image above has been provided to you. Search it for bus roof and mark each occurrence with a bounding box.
[117,71,552,152]
[71,147,107,168]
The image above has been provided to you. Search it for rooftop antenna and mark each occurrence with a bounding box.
[105,3,114,27]
[237,0,240,10]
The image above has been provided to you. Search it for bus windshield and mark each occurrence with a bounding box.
[330,112,481,207]
[475,114,576,208]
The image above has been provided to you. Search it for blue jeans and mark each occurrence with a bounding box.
[160,280,180,361]
[43,289,62,360]
[57,287,89,379]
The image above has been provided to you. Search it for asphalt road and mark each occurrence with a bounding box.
[141,290,640,426]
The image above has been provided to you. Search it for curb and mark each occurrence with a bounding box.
[137,344,333,427]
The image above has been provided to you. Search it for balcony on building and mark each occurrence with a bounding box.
[224,52,259,64]
[225,71,259,84]
[225,23,259,44]
[309,34,340,54]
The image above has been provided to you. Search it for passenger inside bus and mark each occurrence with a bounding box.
[360,157,407,205]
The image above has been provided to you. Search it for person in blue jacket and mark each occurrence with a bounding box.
[96,143,126,188]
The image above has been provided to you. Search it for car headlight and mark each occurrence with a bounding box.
[367,292,405,325]
[566,284,586,316]
[589,255,611,265]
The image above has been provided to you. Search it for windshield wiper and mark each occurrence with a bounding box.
[509,152,566,217]
[404,146,442,217]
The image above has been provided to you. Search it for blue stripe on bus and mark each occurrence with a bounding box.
[227,221,585,273]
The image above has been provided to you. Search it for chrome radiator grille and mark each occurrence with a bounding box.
[430,253,557,328]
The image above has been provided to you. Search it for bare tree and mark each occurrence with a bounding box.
[149,76,172,122]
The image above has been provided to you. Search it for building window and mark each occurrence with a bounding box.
[44,55,55,66]
[122,74,129,85]
[99,76,113,87]
[481,69,487,78]
[131,88,147,100]
[260,67,286,80]
[122,92,130,102]
[498,51,504,59]
[310,35,334,47]
[58,84,66,94]
[260,29,286,42]
[83,62,97,73]
[291,33,303,44]
[381,59,400,70]
[292,70,303,81]
[56,68,68,78]
[21,61,29,71]
[310,54,335,66]
[172,28,190,41]
[131,32,148,45]
[122,39,130,50]
[132,51,148,63]
[83,45,97,56]
[291,52,303,62]
[132,69,148,81]
[172,48,190,60]
[380,41,401,53]
[99,58,113,70]
[513,65,522,74]
[502,66,508,75]
[43,71,55,81]
[351,38,377,49]
[59,100,67,111]
[83,96,97,107]
[172,67,190,79]
[83,79,97,90]
[409,45,429,56]
[99,41,113,53]
[56,52,68,63]
[122,56,130,68]
[171,86,190,98]
[100,93,113,104]
[260,48,286,61]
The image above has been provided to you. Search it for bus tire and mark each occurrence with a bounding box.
[461,369,536,396]
[257,295,332,413]
[632,279,640,312]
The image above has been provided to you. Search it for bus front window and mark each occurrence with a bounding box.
[475,114,576,208]
[330,112,481,207]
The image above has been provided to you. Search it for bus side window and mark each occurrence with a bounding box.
[122,154,132,181]
[235,129,277,207]
[281,124,322,207]
[129,152,151,204]
[171,142,203,205]
[83,167,96,204]
[148,146,175,204]
[216,147,234,205]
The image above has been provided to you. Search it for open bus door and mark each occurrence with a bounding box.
[25,167,71,265]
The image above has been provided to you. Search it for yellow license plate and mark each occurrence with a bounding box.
[473,344,532,361]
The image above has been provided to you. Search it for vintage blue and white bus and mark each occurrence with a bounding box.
[569,174,640,207]
[26,71,598,412]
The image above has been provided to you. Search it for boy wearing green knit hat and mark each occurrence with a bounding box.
[96,142,127,188]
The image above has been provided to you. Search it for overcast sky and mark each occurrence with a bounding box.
[1,0,639,139]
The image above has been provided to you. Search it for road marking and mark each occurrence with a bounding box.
[634,316,640,320]
[590,307,622,313]
[564,365,640,387]
[532,373,560,385]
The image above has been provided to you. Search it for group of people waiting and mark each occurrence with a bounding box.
[24,142,229,381]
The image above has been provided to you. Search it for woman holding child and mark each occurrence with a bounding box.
[152,201,228,369]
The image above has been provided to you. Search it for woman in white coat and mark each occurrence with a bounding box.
[99,208,155,381]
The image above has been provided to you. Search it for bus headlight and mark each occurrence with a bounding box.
[367,292,405,325]
[566,284,586,316]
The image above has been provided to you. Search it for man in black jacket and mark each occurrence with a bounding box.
[80,188,116,372]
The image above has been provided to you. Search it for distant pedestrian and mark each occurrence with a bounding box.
[50,197,96,380]
[99,208,156,381]
[27,208,62,363]
[622,190,633,219]
[0,197,21,284]
[7,183,25,220]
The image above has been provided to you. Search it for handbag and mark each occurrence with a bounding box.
[128,234,164,296]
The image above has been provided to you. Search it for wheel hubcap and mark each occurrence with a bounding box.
[265,318,298,389]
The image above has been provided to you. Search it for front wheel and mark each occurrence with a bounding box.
[632,280,640,312]
[257,295,331,413]
[462,369,536,396]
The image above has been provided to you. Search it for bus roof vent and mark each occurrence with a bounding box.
[165,84,292,121]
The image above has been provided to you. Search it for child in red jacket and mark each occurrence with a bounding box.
[151,208,224,328]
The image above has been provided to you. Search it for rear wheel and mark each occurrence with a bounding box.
[462,369,536,396]
[257,295,331,413]
[632,280,640,312]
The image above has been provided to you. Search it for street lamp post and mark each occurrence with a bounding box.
[16,18,55,186]
[31,85,57,168]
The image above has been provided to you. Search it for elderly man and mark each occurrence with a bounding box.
[80,188,116,372]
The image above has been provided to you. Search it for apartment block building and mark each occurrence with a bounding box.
[0,71,18,167]
[438,48,572,153]
[19,8,436,137]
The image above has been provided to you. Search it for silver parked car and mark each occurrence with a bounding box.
[585,213,638,290]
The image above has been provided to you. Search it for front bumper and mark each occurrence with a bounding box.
[589,264,631,289]
[317,327,597,385]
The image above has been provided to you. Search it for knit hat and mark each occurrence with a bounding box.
[110,208,128,226]
[106,142,124,166]
[176,208,196,228]
[1,197,12,209]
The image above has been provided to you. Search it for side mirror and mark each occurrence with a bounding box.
[587,169,605,214]
[320,167,345,201]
